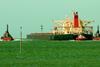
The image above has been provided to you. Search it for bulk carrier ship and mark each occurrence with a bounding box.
[50,12,94,40]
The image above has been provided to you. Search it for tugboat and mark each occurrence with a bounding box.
[93,25,100,40]
[76,34,86,40]
[1,24,14,41]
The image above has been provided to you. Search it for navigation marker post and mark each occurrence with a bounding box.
[20,26,22,54]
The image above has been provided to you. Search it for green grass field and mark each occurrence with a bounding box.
[0,40,100,67]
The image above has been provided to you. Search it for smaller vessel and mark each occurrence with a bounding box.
[76,34,86,40]
[93,25,100,40]
[1,24,14,41]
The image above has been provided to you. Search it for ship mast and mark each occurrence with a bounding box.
[7,24,9,33]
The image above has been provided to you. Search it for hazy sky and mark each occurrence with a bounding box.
[0,0,100,38]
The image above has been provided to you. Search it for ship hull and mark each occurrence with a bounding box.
[49,34,93,40]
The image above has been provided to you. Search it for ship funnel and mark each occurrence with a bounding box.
[73,12,79,28]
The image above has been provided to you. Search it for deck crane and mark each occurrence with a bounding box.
[52,18,72,34]
[80,20,94,34]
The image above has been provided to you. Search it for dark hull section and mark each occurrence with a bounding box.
[82,34,93,40]
[49,34,93,40]
[1,32,14,41]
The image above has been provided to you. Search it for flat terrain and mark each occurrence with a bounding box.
[0,40,100,67]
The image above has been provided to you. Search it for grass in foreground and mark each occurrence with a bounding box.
[0,40,100,67]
